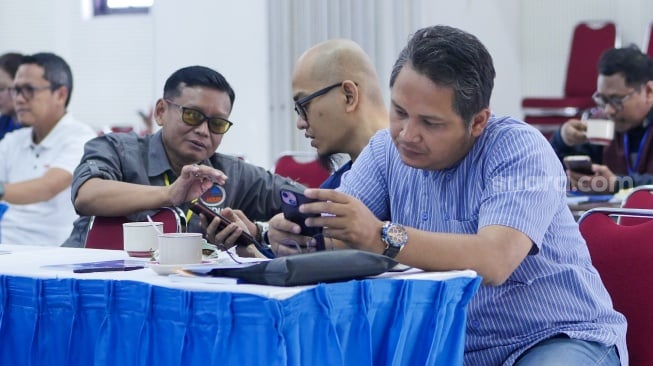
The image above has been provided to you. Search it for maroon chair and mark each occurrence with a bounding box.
[578,207,653,366]
[522,21,619,138]
[273,151,330,188]
[84,207,185,250]
[620,185,653,225]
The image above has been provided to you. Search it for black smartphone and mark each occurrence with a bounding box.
[189,201,258,248]
[73,260,145,273]
[563,155,594,175]
[279,184,323,239]
[42,259,145,273]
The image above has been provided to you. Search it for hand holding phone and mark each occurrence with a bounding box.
[189,201,258,248]
[563,155,594,175]
[279,184,323,239]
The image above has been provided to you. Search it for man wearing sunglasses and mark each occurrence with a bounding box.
[0,53,96,245]
[550,45,653,193]
[64,66,297,251]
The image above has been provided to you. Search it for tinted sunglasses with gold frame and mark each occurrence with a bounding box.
[165,99,233,134]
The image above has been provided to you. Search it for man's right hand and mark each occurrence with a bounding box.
[267,213,316,256]
[561,119,588,146]
[168,164,228,205]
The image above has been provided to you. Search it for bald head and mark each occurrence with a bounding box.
[292,39,383,102]
[291,39,388,164]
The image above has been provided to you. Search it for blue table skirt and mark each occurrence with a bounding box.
[0,275,480,366]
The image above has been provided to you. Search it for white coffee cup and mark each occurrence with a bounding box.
[123,222,163,257]
[585,119,615,146]
[157,233,203,265]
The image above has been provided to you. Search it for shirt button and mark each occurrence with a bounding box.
[470,319,481,328]
[445,173,452,180]
[444,213,450,220]
[421,212,428,221]
[422,171,429,177]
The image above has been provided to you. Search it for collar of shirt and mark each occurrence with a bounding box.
[21,113,73,151]
[146,130,212,180]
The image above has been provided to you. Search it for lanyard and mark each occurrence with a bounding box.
[623,125,652,175]
[163,173,196,223]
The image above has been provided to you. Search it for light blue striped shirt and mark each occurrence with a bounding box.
[338,116,627,365]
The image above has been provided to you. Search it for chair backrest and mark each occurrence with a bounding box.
[84,207,185,250]
[578,207,653,366]
[565,21,618,98]
[273,151,330,188]
[620,185,653,225]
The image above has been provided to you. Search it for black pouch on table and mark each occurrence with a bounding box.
[205,249,398,286]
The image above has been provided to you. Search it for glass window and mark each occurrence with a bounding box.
[93,0,153,16]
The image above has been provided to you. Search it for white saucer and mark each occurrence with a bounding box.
[147,261,212,276]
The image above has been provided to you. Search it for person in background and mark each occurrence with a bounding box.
[0,52,24,140]
[0,52,96,245]
[265,39,388,256]
[270,25,627,365]
[63,65,297,253]
[550,45,653,193]
[0,53,22,241]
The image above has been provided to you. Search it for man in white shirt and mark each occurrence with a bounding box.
[0,53,95,245]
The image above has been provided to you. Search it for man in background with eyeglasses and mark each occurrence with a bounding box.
[550,45,653,193]
[63,65,296,252]
[0,52,96,245]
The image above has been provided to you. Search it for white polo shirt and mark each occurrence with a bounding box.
[0,114,96,245]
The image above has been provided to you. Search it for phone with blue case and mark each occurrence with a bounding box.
[279,183,323,241]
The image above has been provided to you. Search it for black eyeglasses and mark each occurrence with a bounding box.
[294,82,343,121]
[592,90,636,112]
[9,84,53,100]
[165,99,233,134]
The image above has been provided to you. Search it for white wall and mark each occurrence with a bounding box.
[1,0,652,168]
[151,0,270,167]
[0,0,154,134]
[0,0,271,166]
[412,0,522,122]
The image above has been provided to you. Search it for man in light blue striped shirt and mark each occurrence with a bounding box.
[294,26,627,365]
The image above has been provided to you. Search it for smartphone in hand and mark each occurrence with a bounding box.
[279,184,323,239]
[189,201,258,248]
[563,155,594,175]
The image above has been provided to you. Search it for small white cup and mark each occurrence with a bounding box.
[585,119,615,146]
[123,222,163,257]
[157,233,203,265]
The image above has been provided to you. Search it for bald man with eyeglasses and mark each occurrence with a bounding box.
[550,45,653,194]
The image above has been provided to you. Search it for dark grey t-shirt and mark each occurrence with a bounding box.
[63,131,297,247]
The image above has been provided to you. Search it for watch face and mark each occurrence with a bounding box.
[385,223,408,247]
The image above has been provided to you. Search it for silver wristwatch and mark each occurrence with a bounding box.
[380,221,408,258]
